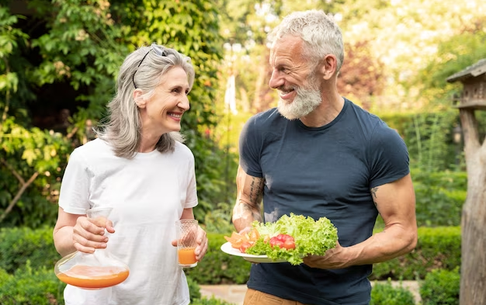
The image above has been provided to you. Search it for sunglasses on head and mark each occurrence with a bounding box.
[132,43,167,89]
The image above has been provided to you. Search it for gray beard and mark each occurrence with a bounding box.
[277,87,322,120]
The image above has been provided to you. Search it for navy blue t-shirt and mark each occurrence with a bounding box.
[239,98,410,304]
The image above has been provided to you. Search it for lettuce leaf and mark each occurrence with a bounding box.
[245,213,338,265]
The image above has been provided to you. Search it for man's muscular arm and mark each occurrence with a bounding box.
[303,173,417,269]
[232,166,264,232]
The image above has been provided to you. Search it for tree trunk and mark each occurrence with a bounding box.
[459,109,486,305]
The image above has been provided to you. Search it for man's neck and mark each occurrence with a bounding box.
[299,94,344,128]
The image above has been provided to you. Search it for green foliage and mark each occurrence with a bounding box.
[0,6,28,93]
[371,280,416,305]
[420,268,460,305]
[380,111,462,172]
[0,117,71,228]
[30,0,127,88]
[0,262,232,305]
[412,169,466,227]
[0,0,230,228]
[371,226,461,281]
[203,202,236,234]
[127,0,233,223]
[216,0,339,47]
[0,226,461,291]
[414,23,486,106]
[375,113,467,228]
[0,263,65,305]
[374,168,466,229]
[0,226,58,274]
[186,131,238,224]
[187,275,202,302]
[408,111,459,172]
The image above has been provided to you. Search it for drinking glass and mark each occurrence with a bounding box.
[176,219,199,268]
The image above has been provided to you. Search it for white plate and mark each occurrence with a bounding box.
[220,242,287,263]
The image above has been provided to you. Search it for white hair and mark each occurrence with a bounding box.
[97,44,195,159]
[269,10,344,72]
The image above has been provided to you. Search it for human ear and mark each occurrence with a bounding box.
[133,89,146,108]
[320,54,338,80]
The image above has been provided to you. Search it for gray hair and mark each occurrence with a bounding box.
[269,10,344,72]
[97,44,195,159]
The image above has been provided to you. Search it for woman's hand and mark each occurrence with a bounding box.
[171,225,208,262]
[72,216,115,254]
[194,225,208,261]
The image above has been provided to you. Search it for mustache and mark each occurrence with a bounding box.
[276,85,296,92]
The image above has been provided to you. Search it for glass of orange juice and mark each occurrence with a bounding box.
[175,219,199,268]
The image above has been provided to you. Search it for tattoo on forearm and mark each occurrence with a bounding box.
[247,177,264,222]
[371,187,378,206]
[249,177,263,204]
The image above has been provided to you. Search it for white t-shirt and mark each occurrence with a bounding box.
[58,138,198,305]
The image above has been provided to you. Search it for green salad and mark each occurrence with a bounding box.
[245,213,338,265]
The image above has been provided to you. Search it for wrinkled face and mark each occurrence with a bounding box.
[269,35,322,120]
[138,66,190,135]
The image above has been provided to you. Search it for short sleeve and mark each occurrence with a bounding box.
[184,152,198,209]
[368,123,410,188]
[239,116,263,178]
[58,148,91,215]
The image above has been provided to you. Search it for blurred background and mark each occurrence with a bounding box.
[0,0,485,232]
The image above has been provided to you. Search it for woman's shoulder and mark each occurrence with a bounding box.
[73,138,108,153]
[70,138,114,161]
[174,141,194,158]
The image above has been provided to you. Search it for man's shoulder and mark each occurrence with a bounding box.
[344,98,391,130]
[345,99,380,120]
[248,108,284,126]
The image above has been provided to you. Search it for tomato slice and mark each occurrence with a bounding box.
[270,237,284,248]
[269,234,295,250]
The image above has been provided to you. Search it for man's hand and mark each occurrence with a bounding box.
[303,241,351,269]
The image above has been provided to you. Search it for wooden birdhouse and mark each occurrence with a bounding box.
[447,58,486,110]
[445,58,486,305]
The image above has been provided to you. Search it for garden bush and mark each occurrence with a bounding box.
[0,263,65,305]
[0,226,58,274]
[0,225,462,304]
[371,226,461,280]
[370,280,416,305]
[375,169,466,229]
[0,265,230,305]
[0,227,460,284]
[187,275,202,301]
[420,268,460,305]
[412,169,466,227]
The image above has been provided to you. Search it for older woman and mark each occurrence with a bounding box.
[53,43,207,305]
